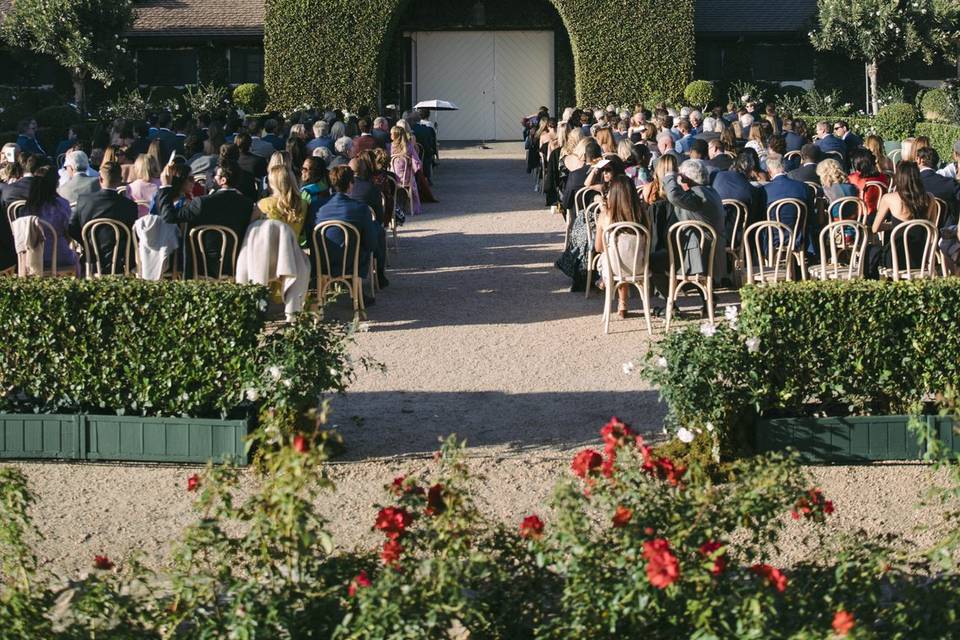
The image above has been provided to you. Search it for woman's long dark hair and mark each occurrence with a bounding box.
[733,150,758,176]
[894,161,930,220]
[26,165,59,211]
[850,148,879,178]
[605,175,640,224]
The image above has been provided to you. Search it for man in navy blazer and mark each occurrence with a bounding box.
[917,147,960,228]
[814,121,847,163]
[314,165,385,285]
[763,155,816,254]
[783,119,806,153]
[834,120,863,155]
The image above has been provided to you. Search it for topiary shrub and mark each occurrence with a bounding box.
[35,104,81,133]
[683,80,715,108]
[232,83,268,114]
[921,88,951,122]
[873,102,917,142]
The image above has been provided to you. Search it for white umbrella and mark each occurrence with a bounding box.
[414,99,459,111]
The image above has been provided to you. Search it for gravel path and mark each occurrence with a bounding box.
[4,143,950,576]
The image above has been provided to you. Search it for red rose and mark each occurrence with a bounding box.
[751,563,788,593]
[824,500,834,515]
[832,610,855,636]
[93,555,114,571]
[699,540,727,576]
[571,449,603,479]
[374,507,413,540]
[600,455,616,478]
[601,417,636,455]
[426,484,445,516]
[348,570,372,597]
[391,476,424,496]
[612,505,633,528]
[381,540,403,566]
[186,474,200,492]
[293,434,309,453]
[520,514,545,539]
[643,538,680,589]
[643,527,655,536]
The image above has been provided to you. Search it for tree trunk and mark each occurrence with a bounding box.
[867,61,879,116]
[71,69,86,117]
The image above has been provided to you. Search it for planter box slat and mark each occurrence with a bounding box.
[756,415,926,462]
[0,414,251,465]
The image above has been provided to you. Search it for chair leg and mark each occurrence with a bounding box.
[355,278,366,321]
[368,257,377,299]
[584,253,594,299]
[637,280,652,336]
[665,278,677,331]
[706,280,715,325]
[603,275,613,334]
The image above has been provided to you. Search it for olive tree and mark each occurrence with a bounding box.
[809,0,960,114]
[1,0,135,115]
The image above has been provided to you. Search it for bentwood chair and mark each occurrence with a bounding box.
[6,200,26,226]
[188,225,239,281]
[367,206,378,300]
[768,198,809,279]
[664,220,717,331]
[742,220,795,284]
[600,222,652,335]
[13,217,75,277]
[583,201,602,298]
[80,218,135,277]
[878,219,938,281]
[828,196,868,226]
[722,199,749,287]
[384,173,401,252]
[809,220,868,281]
[568,185,600,249]
[861,180,888,212]
[312,220,365,320]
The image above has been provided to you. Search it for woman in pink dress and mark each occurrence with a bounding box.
[125,154,161,217]
[389,126,421,215]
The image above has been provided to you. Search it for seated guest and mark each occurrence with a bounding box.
[57,150,100,204]
[916,146,960,228]
[352,118,379,157]
[763,155,815,253]
[561,139,602,212]
[653,131,684,170]
[286,136,307,173]
[706,139,733,172]
[713,151,767,230]
[371,117,391,148]
[261,119,285,152]
[868,162,938,278]
[817,158,859,221]
[188,138,219,188]
[783,120,806,153]
[674,119,695,154]
[219,143,259,201]
[368,148,400,226]
[787,144,822,184]
[834,120,863,155]
[24,165,76,271]
[15,118,45,157]
[68,162,138,273]
[330,137,353,169]
[245,117,276,158]
[938,140,960,180]
[235,132,268,181]
[314,165,384,289]
[301,156,331,218]
[306,120,333,154]
[155,161,256,277]
[865,134,894,174]
[814,121,847,163]
[687,139,717,183]
[348,154,385,223]
[2,153,41,212]
[768,135,791,171]
[256,164,307,238]
[594,175,644,318]
[847,148,890,216]
[621,140,651,187]
[125,154,161,217]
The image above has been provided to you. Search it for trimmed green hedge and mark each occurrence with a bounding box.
[264,0,694,110]
[915,122,960,162]
[0,279,267,417]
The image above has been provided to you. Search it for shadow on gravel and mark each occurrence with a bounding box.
[326,389,665,460]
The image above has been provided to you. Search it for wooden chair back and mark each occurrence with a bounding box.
[603,222,650,283]
[743,220,794,283]
[666,219,717,281]
[816,220,868,280]
[861,180,888,212]
[887,219,938,280]
[574,186,600,217]
[14,217,63,277]
[80,218,134,277]
[6,200,26,226]
[784,150,801,163]
[767,198,808,252]
[188,225,239,280]
[932,197,948,229]
[722,199,749,255]
[828,196,868,226]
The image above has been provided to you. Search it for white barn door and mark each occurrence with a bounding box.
[413,30,554,142]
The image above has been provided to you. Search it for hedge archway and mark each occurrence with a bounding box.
[264,0,694,111]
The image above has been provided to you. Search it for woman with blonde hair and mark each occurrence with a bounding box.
[818,158,859,222]
[256,164,307,238]
[268,150,295,178]
[390,125,421,215]
[561,127,585,171]
[126,153,161,217]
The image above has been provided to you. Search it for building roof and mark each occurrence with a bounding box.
[694,0,818,35]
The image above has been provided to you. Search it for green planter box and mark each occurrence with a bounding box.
[0,413,252,465]
[755,415,925,463]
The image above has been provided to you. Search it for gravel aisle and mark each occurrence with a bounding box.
[4,143,949,575]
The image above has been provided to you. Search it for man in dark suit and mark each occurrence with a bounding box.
[235,132,268,182]
[917,147,960,228]
[783,120,806,153]
[787,144,823,185]
[706,140,733,172]
[68,162,138,274]
[814,121,847,164]
[763,155,815,253]
[370,117,390,148]
[314,166,384,295]
[352,118,380,158]
[261,119,285,151]
[1,153,40,213]
[154,112,181,157]
[412,109,438,181]
[834,120,863,155]
[155,161,255,278]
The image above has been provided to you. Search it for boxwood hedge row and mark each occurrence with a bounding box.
[0,278,268,417]
[264,0,694,111]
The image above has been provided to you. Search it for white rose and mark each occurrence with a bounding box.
[268,366,282,380]
[656,356,668,369]
[705,421,715,432]
[622,361,636,375]
[677,427,695,443]
[245,388,260,402]
[700,323,717,338]
[745,337,761,353]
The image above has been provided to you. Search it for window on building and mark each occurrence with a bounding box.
[230,47,264,84]
[137,49,198,86]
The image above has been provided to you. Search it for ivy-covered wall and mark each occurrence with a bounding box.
[264,0,694,111]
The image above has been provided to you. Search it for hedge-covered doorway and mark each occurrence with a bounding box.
[264,0,693,111]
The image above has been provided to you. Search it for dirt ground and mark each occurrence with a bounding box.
[4,142,951,576]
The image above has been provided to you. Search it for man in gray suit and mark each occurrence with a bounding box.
[651,159,728,311]
[57,150,99,205]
